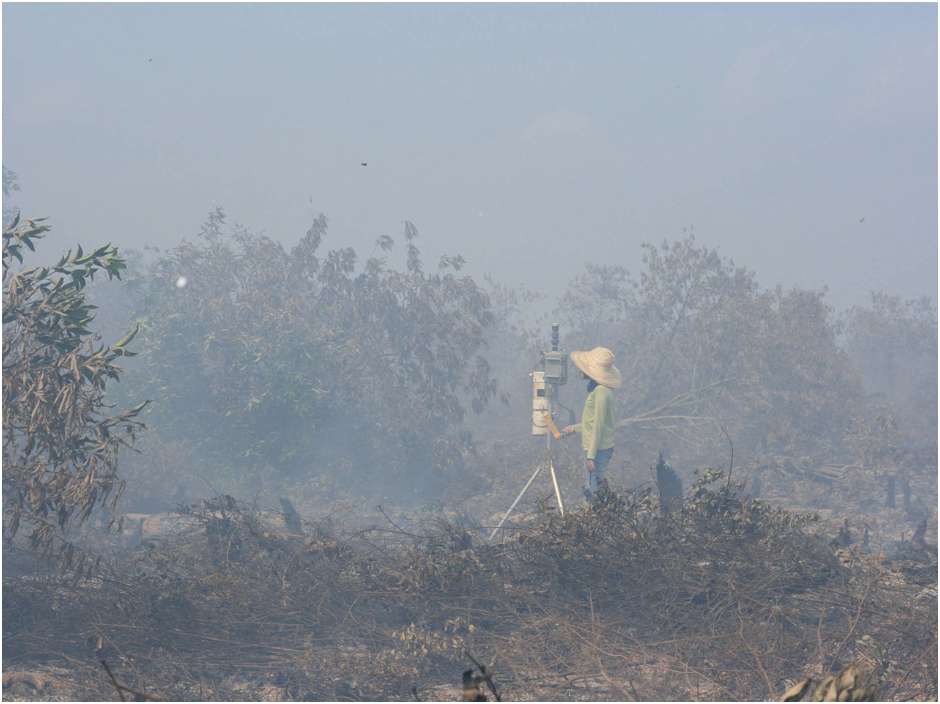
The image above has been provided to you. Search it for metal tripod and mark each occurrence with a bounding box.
[488,403,565,541]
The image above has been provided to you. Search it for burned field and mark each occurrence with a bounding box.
[4,4,939,699]
[3,473,937,702]
[2,177,937,701]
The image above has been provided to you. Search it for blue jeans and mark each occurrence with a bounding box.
[586,447,614,499]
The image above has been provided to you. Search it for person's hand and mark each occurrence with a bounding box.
[561,425,575,435]
[586,458,595,473]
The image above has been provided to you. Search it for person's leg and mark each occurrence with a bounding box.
[594,448,613,493]
[584,455,596,502]
[585,448,614,502]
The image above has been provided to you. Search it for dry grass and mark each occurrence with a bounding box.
[3,474,937,701]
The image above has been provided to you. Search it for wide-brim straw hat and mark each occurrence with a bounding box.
[570,346,622,389]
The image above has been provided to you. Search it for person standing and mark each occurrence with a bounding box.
[562,347,621,502]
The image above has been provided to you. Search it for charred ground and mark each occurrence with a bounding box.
[4,475,937,701]
[3,198,937,701]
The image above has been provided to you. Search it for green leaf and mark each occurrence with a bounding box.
[113,323,140,350]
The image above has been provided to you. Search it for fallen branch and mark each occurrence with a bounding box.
[100,660,161,702]
[465,651,501,702]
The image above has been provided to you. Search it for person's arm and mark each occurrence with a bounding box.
[585,389,609,460]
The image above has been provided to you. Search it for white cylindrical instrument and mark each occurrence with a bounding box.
[531,371,548,435]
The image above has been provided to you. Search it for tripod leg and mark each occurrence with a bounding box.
[488,464,543,541]
[549,460,565,516]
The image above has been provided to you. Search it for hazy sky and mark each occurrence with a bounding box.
[3,3,937,308]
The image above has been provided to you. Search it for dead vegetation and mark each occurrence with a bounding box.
[3,473,936,701]
[2,197,936,701]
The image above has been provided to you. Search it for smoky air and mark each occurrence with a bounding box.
[2,4,936,702]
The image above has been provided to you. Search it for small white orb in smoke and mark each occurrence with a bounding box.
[175,276,188,289]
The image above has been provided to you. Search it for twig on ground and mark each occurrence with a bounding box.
[465,650,501,702]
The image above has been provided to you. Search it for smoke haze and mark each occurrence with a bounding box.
[3,3,937,307]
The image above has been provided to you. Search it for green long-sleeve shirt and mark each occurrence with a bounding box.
[572,384,616,459]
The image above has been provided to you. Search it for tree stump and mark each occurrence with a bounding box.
[656,453,683,515]
[280,497,303,534]
[885,475,896,508]
[912,519,928,551]
[750,475,763,499]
